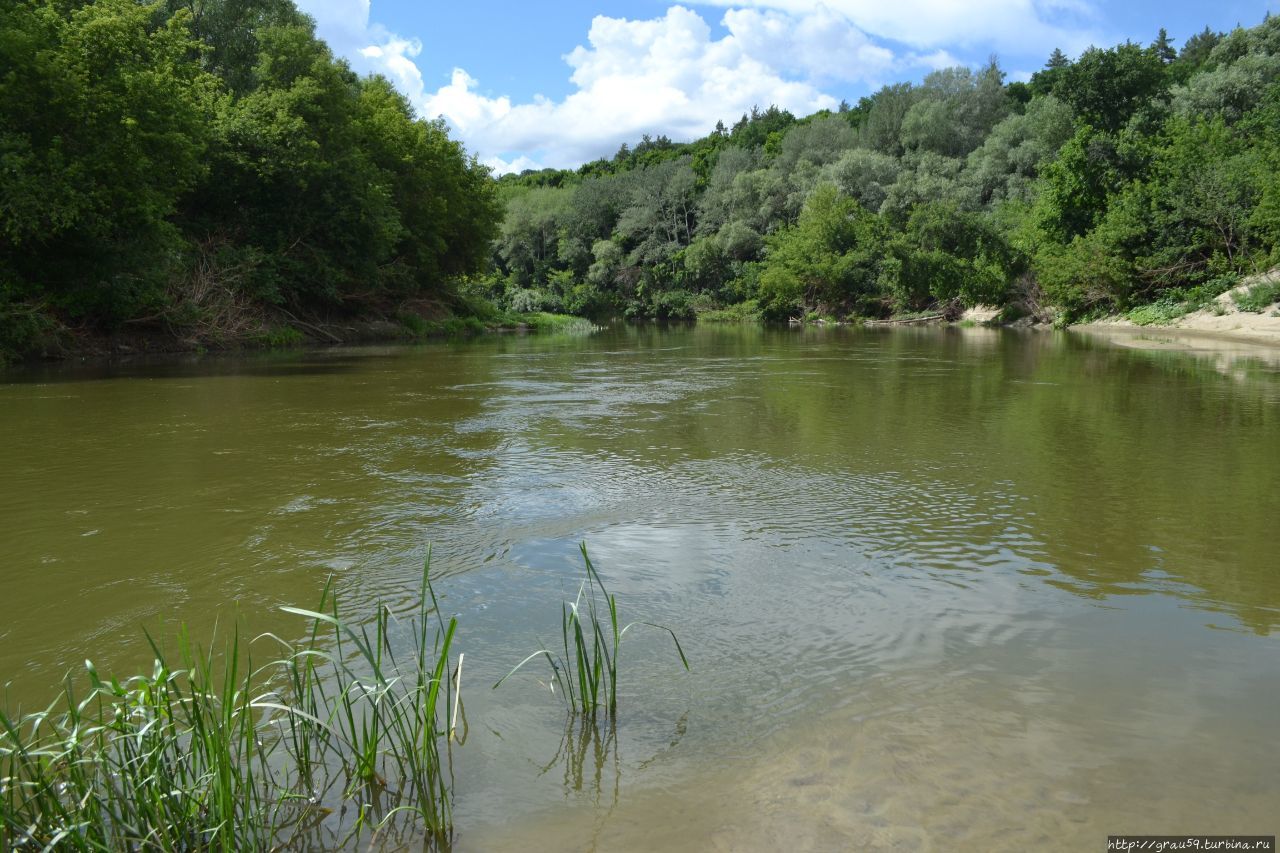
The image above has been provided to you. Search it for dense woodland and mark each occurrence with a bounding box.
[0,0,499,358]
[483,18,1280,324]
[3,4,1280,361]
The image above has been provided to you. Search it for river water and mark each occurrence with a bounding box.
[2,325,1278,850]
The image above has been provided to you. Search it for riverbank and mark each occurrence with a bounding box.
[1,305,595,366]
[1072,273,1280,353]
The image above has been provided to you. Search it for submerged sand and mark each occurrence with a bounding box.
[461,683,1277,852]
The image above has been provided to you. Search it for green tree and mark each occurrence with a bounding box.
[757,185,885,317]
[883,202,1021,309]
[961,96,1074,206]
[856,82,916,155]
[1052,42,1168,132]
[1,0,214,321]
[899,62,1010,158]
[1152,29,1177,64]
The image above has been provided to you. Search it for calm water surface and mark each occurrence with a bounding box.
[2,325,1278,850]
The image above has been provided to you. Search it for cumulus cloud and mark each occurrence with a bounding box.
[692,0,1102,54]
[297,0,1100,172]
[910,49,964,72]
[416,6,856,171]
[297,0,432,100]
[358,38,428,101]
[296,0,372,52]
[721,7,895,82]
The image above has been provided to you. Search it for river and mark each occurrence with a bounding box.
[2,324,1277,850]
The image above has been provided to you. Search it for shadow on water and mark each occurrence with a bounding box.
[0,345,407,384]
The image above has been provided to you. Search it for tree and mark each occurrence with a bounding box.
[857,82,916,155]
[1,0,214,321]
[757,185,885,317]
[899,63,1010,157]
[1034,126,1129,241]
[823,148,900,212]
[729,105,796,150]
[1030,48,1071,96]
[882,202,1020,308]
[961,95,1075,206]
[1052,43,1169,132]
[1172,27,1222,81]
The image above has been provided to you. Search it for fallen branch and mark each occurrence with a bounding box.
[864,313,947,326]
[277,308,344,343]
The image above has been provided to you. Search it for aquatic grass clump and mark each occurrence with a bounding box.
[496,543,688,717]
[516,312,598,335]
[0,556,459,851]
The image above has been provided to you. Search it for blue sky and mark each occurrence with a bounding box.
[296,0,1279,172]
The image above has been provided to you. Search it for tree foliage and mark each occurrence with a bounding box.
[1,0,497,354]
[383,15,1280,327]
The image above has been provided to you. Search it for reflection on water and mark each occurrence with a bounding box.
[2,325,1278,850]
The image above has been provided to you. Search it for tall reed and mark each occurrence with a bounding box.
[0,554,458,851]
[496,543,688,716]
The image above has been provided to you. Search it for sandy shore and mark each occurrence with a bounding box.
[1072,272,1280,354]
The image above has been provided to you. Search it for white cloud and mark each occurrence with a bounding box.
[417,6,861,171]
[910,49,964,72]
[692,0,1102,55]
[416,68,512,132]
[296,0,372,53]
[296,0,1100,173]
[721,7,895,83]
[358,38,428,103]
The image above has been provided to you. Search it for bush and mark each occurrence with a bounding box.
[441,316,485,336]
[0,297,57,362]
[506,288,565,314]
[1233,278,1280,311]
[651,289,696,321]
[507,288,543,313]
[1127,301,1186,325]
[562,283,615,319]
[396,310,432,338]
[696,299,763,322]
[255,326,305,348]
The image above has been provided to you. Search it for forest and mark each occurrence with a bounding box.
[482,18,1280,325]
[0,0,499,359]
[3,3,1280,362]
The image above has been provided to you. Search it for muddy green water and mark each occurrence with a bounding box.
[3,325,1279,850]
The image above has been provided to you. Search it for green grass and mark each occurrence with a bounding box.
[694,300,762,323]
[1232,279,1280,313]
[440,316,486,337]
[495,543,688,717]
[513,312,597,334]
[395,309,432,338]
[1126,275,1241,326]
[2,544,688,847]
[1,555,459,851]
[1126,300,1188,326]
[255,325,305,348]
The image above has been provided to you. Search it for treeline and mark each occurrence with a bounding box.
[482,19,1280,323]
[0,0,499,358]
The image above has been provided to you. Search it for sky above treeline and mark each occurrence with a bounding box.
[295,0,1278,173]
